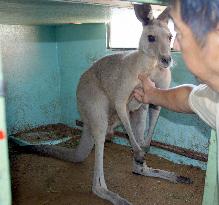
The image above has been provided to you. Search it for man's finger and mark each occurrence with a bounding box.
[139,75,156,88]
[134,93,142,102]
[134,88,144,97]
[138,73,149,81]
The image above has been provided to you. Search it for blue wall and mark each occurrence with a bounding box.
[0,23,210,169]
[0,25,61,133]
[56,24,107,126]
[0,24,107,133]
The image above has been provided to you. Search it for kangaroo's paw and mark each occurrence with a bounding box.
[133,150,145,164]
[176,175,192,184]
[132,160,192,184]
[92,186,133,205]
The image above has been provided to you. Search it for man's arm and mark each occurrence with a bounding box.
[134,73,195,113]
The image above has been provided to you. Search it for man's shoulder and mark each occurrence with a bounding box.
[188,84,218,129]
[191,84,219,100]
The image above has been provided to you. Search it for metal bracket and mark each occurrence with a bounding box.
[0,80,5,97]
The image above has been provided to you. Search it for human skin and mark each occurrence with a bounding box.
[134,0,219,113]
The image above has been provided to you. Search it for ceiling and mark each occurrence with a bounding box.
[0,0,168,25]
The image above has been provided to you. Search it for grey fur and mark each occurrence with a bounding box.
[22,4,191,205]
[76,4,174,205]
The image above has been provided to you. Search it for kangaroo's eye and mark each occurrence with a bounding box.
[148,35,156,42]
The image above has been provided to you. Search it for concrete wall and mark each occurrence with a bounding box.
[0,23,210,169]
[56,24,107,126]
[0,25,61,133]
[0,23,107,133]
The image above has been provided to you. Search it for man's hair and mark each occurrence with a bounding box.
[171,0,219,42]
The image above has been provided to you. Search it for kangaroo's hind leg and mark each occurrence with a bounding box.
[91,120,132,205]
[130,104,148,148]
[87,105,132,205]
[144,68,172,151]
[143,104,161,152]
[130,96,191,184]
[115,102,145,164]
[78,83,133,204]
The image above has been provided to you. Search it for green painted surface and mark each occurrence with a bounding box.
[0,25,61,134]
[202,130,219,205]
[0,1,110,25]
[56,24,107,125]
[0,23,210,170]
[0,0,169,25]
[0,49,11,205]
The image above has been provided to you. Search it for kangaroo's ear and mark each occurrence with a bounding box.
[157,7,170,24]
[134,3,154,26]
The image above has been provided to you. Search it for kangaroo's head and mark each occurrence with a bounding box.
[134,4,172,69]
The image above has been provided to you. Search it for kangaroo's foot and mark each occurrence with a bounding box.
[92,185,133,205]
[132,160,192,184]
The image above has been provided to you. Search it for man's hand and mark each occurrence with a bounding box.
[134,73,194,113]
[134,73,156,104]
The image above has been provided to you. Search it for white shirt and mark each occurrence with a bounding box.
[189,84,218,129]
[188,84,219,203]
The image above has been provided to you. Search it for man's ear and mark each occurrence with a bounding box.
[215,23,219,33]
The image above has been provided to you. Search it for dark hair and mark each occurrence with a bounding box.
[171,0,219,42]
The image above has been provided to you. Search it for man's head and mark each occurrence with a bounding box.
[171,0,219,43]
[170,0,219,91]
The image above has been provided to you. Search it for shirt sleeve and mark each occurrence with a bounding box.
[188,84,218,129]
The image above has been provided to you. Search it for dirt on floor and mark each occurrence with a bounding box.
[9,124,206,205]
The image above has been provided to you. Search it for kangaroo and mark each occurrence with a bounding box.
[23,3,191,205]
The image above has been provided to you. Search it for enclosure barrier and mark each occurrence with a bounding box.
[76,120,208,162]
[0,52,11,205]
[202,130,219,205]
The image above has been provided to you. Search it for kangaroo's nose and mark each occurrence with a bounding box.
[161,56,171,65]
[160,56,172,68]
